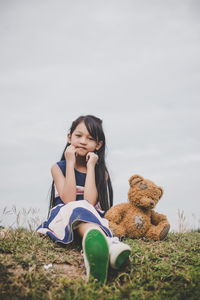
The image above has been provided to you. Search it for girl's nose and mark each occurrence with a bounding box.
[80,137,87,144]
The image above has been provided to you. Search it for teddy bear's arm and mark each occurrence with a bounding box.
[145,210,170,240]
[105,203,129,224]
[151,210,169,226]
[105,203,129,237]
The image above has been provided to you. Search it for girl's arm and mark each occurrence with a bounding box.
[51,145,77,204]
[84,152,98,206]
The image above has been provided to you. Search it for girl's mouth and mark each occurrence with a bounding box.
[77,146,87,150]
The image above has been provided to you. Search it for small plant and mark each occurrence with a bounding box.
[177,209,189,233]
[0,206,42,231]
[190,213,200,233]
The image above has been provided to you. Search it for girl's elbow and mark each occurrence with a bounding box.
[60,194,67,204]
[61,193,76,204]
[84,194,98,206]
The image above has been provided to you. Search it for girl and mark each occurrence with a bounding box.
[37,115,131,284]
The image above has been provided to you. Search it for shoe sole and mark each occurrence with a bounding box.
[114,249,131,269]
[84,229,109,284]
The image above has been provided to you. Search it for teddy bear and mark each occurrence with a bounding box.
[105,175,170,241]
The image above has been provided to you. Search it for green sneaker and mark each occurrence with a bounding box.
[82,228,109,284]
[106,237,131,269]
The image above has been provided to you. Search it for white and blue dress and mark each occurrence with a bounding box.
[37,160,112,244]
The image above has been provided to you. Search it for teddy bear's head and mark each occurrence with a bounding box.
[128,175,163,209]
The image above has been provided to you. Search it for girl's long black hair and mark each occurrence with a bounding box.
[48,115,113,216]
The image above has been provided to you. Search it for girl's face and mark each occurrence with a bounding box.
[68,121,103,156]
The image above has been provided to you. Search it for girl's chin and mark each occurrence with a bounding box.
[76,149,87,157]
[77,154,86,158]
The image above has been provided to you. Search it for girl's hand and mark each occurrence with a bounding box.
[86,152,98,167]
[64,145,77,166]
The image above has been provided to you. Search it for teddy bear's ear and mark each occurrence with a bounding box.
[158,187,164,198]
[129,175,144,187]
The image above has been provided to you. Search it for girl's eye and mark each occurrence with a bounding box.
[75,134,81,137]
[88,137,94,140]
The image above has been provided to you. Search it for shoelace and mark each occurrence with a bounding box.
[108,237,120,244]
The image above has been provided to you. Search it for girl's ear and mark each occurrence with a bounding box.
[96,140,103,151]
[67,133,71,144]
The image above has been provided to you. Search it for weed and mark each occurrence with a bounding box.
[0,205,41,230]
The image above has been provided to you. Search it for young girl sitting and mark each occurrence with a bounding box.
[37,115,131,284]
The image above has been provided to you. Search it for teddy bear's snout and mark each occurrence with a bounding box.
[150,200,154,207]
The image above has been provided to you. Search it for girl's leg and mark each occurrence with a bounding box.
[78,222,109,284]
[78,222,131,281]
[77,222,101,237]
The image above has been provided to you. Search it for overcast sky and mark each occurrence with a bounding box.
[1,0,200,231]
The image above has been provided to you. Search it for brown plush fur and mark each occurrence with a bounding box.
[105,175,170,241]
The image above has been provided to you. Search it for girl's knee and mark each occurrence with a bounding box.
[77,222,101,237]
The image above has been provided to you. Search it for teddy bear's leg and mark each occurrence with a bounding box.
[145,225,159,240]
[159,224,170,240]
[108,222,127,237]
[145,224,170,241]
[146,211,170,240]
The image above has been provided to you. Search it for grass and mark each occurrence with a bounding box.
[0,228,199,300]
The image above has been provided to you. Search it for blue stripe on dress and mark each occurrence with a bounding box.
[37,200,112,244]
